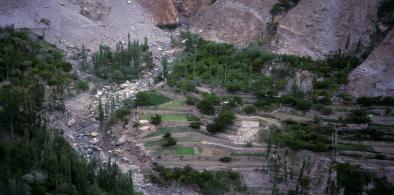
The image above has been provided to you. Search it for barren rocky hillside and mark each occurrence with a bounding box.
[348,30,394,97]
[189,0,277,46]
[1,0,393,195]
[271,0,380,59]
[0,0,171,55]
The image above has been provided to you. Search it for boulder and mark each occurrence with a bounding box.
[78,0,111,21]
[115,135,127,146]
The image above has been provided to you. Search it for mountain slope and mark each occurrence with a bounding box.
[347,30,394,97]
[271,0,380,59]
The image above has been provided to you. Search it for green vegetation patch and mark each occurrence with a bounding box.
[89,36,153,83]
[169,33,361,112]
[140,113,199,122]
[135,91,172,106]
[269,121,332,152]
[378,0,394,25]
[175,147,195,156]
[271,0,300,15]
[0,27,135,194]
[158,99,186,109]
[144,126,196,138]
[151,164,246,195]
[337,143,375,153]
[141,114,185,122]
[336,163,394,195]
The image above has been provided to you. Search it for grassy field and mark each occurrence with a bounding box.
[146,92,172,106]
[158,99,186,109]
[140,114,187,122]
[337,143,375,152]
[176,147,195,155]
[144,136,201,147]
[144,126,197,138]
[140,114,199,122]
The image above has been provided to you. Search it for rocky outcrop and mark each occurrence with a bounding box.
[172,0,212,18]
[271,0,380,59]
[347,30,394,97]
[137,0,179,25]
[190,0,277,46]
[77,0,111,20]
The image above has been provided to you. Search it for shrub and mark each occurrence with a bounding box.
[357,96,394,107]
[150,114,162,125]
[197,98,216,115]
[271,0,300,15]
[378,0,394,25]
[312,104,333,115]
[336,163,372,195]
[270,123,332,152]
[114,107,130,121]
[190,121,201,129]
[176,80,196,92]
[207,110,235,133]
[162,132,177,147]
[185,96,199,105]
[346,109,370,124]
[163,137,177,147]
[219,157,232,163]
[75,80,89,92]
[244,105,257,114]
[207,123,221,134]
[186,115,200,122]
[135,91,171,106]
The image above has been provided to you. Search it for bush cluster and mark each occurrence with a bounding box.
[162,132,177,147]
[271,0,300,15]
[135,91,171,107]
[270,122,332,152]
[207,110,236,133]
[197,93,220,115]
[151,164,245,195]
[357,96,394,107]
[91,35,153,83]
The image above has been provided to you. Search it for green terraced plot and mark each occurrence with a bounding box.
[141,114,187,121]
[158,99,186,109]
[176,147,195,156]
[144,127,195,138]
[146,92,172,106]
[337,143,375,152]
[141,114,199,122]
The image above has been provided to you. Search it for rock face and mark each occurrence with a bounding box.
[295,70,314,93]
[271,0,380,59]
[137,0,179,25]
[190,0,277,46]
[347,30,394,97]
[77,0,111,20]
[172,0,212,18]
